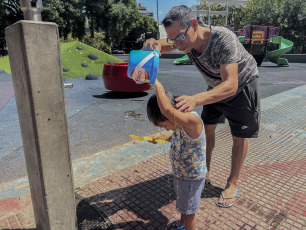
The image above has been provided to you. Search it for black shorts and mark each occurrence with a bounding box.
[201,78,260,138]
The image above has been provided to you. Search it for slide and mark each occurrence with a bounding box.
[174,54,191,65]
[267,36,293,66]
[238,35,245,43]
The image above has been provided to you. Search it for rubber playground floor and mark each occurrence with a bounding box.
[0,59,305,229]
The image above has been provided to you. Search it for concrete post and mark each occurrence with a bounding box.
[5,20,77,230]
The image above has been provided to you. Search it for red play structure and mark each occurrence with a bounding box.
[102,62,151,92]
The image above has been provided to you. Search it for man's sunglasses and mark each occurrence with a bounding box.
[166,21,192,44]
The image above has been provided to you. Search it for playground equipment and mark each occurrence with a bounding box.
[103,50,160,92]
[174,55,192,65]
[266,36,294,66]
[238,25,293,66]
[174,25,293,67]
[102,62,151,92]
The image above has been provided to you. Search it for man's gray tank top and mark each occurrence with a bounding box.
[187,26,259,102]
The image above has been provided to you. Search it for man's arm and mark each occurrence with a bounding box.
[175,62,239,112]
[155,80,203,138]
[142,38,177,54]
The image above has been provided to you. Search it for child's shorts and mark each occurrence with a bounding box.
[173,177,205,215]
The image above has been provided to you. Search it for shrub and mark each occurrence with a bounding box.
[84,32,111,54]
[60,33,79,43]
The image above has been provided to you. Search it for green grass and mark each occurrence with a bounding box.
[0,41,124,78]
[61,41,123,78]
[0,55,11,75]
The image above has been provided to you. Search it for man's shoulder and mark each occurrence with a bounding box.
[211,26,233,37]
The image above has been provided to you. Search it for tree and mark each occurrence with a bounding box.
[244,0,306,36]
[99,0,138,46]
[0,0,154,54]
[0,0,23,55]
[126,13,157,39]
[0,1,8,55]
[3,0,23,23]
[42,0,85,40]
[122,13,157,50]
[84,32,111,53]
[277,0,306,36]
[83,0,111,38]
[1,0,85,42]
[228,6,249,30]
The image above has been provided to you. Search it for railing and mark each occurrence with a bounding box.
[242,25,280,41]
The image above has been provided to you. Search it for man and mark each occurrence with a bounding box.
[143,5,260,208]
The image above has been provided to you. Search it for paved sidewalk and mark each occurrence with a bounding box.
[0,85,305,229]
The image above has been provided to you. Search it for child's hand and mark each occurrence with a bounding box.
[148,133,161,144]
[149,132,172,144]
[154,79,161,87]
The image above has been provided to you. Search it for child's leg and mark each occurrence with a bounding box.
[181,213,197,230]
[173,177,204,230]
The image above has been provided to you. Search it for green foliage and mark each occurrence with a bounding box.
[128,13,157,37]
[210,4,225,11]
[0,0,23,54]
[83,0,112,38]
[228,6,249,30]
[0,1,7,54]
[198,0,305,38]
[42,0,85,40]
[60,33,79,43]
[246,0,278,25]
[83,0,139,46]
[102,0,138,46]
[84,32,111,54]
[245,0,306,36]
[276,0,306,36]
[1,0,158,54]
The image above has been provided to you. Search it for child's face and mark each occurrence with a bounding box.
[157,120,177,131]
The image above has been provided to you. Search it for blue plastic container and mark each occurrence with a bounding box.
[127,49,159,85]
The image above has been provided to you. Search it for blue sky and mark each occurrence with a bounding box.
[136,0,199,22]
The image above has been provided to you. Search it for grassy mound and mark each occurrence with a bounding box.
[0,55,11,75]
[0,41,124,78]
[61,41,123,78]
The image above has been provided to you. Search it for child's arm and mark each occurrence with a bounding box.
[154,80,203,139]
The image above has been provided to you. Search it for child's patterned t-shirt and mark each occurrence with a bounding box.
[170,111,207,180]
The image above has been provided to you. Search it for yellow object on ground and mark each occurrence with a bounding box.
[129,135,166,143]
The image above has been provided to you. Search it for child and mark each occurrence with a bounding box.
[147,79,206,230]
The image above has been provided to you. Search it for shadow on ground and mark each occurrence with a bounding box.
[75,174,224,230]
[93,91,148,99]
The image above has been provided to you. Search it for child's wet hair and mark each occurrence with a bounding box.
[147,92,177,126]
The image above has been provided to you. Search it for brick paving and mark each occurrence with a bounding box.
[0,92,305,229]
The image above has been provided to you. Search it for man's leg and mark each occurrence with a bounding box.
[217,136,248,206]
[204,124,217,181]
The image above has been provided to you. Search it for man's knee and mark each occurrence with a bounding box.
[232,136,248,146]
[205,124,217,150]
[205,124,217,136]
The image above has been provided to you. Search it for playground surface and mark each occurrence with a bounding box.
[0,58,305,229]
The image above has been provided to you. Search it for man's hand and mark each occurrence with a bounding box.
[175,95,197,112]
[142,38,161,54]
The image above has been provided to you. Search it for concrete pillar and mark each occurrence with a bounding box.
[5,20,77,230]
